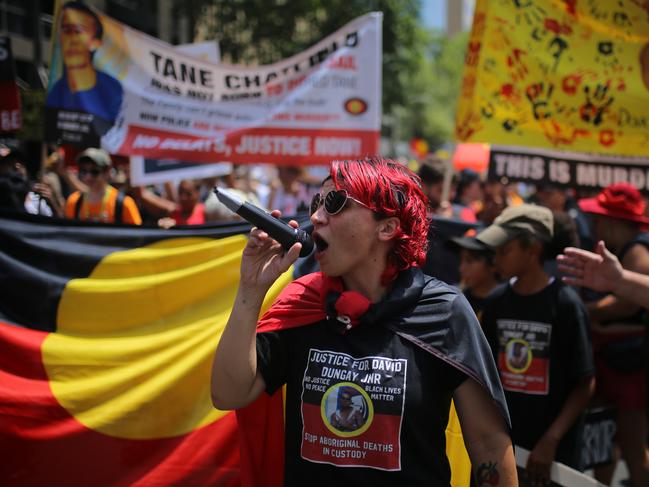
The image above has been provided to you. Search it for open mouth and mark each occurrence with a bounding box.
[312,233,329,252]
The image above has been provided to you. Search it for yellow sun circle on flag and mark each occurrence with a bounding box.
[344,98,368,115]
[40,236,290,440]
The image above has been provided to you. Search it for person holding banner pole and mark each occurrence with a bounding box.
[211,157,516,485]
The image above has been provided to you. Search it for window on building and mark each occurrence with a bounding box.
[0,0,32,37]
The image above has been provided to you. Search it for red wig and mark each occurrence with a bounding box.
[330,157,429,282]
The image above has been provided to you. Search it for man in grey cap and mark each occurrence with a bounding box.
[476,204,554,251]
[477,204,595,485]
[64,147,141,224]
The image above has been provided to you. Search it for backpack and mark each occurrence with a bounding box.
[74,191,124,223]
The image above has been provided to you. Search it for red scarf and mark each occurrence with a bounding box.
[257,272,372,332]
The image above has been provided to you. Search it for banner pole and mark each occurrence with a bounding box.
[441,156,454,207]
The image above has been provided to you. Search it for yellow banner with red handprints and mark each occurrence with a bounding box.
[456,0,649,156]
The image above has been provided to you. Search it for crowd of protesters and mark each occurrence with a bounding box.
[2,143,649,486]
[0,144,318,227]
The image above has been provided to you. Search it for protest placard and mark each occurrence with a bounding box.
[456,0,649,157]
[489,144,649,192]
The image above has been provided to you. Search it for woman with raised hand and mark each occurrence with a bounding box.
[211,157,516,486]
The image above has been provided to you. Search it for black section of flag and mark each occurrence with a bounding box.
[0,210,257,332]
[0,36,16,82]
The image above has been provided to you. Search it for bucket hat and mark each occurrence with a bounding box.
[578,183,649,226]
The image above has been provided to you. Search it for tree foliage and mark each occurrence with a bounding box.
[396,29,469,151]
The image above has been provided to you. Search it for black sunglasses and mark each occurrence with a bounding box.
[310,189,369,216]
[79,168,102,177]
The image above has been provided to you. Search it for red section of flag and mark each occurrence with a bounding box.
[256,272,326,332]
[118,125,380,165]
[236,391,285,487]
[256,272,371,333]
[0,321,240,486]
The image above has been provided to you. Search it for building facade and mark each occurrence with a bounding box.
[1,0,189,90]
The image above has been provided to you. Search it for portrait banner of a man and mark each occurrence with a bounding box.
[46,1,127,146]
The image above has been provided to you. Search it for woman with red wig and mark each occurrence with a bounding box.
[211,158,516,485]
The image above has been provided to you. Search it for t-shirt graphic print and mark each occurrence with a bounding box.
[496,319,551,395]
[300,349,407,470]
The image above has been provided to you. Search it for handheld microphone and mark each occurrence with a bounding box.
[213,187,314,257]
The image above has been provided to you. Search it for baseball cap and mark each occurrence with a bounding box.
[476,204,554,248]
[76,148,112,168]
[578,183,649,227]
[446,228,494,258]
[448,234,492,253]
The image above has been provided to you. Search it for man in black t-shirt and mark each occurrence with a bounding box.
[477,204,595,484]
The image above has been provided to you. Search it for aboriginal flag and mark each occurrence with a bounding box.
[0,210,294,486]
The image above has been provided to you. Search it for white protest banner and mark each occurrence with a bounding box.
[129,156,232,186]
[128,41,224,185]
[515,446,605,487]
[45,2,382,165]
[175,40,220,64]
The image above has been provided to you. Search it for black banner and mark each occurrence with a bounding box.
[0,36,16,82]
[488,145,649,193]
[45,107,113,146]
[581,407,617,470]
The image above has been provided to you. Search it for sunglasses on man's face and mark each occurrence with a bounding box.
[79,168,102,178]
[310,189,368,216]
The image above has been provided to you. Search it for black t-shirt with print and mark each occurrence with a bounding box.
[481,279,594,469]
[257,317,467,486]
[463,287,497,320]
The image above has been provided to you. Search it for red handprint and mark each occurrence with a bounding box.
[455,110,483,140]
[507,48,529,81]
